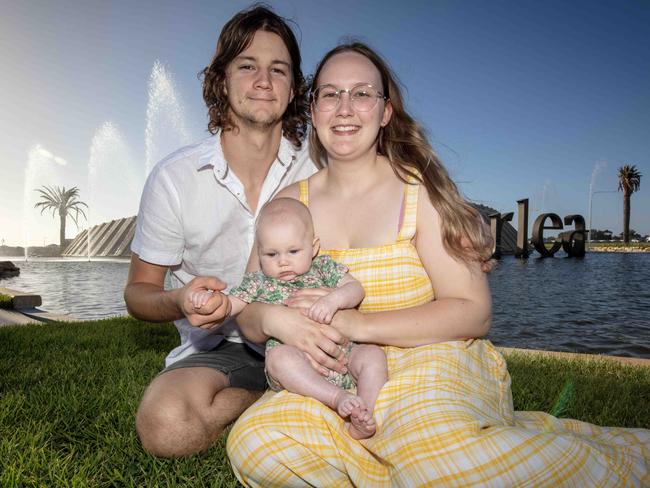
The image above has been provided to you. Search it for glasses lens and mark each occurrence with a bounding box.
[314,87,338,111]
[313,84,383,112]
[351,85,380,112]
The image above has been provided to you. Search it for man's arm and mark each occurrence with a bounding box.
[124,254,231,329]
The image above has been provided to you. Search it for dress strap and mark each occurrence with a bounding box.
[298,179,309,207]
[396,177,419,242]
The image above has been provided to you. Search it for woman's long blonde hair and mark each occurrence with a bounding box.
[309,42,493,263]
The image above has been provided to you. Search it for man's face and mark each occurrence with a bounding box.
[225,30,294,130]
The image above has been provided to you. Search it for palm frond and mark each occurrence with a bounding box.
[617,165,642,194]
[33,185,88,224]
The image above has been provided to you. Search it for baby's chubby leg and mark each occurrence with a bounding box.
[345,344,388,439]
[265,345,368,423]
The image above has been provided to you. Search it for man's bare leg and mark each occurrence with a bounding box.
[136,367,262,458]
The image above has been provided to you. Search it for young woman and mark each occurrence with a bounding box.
[228,43,649,486]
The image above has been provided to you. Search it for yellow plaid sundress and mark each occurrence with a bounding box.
[228,179,650,487]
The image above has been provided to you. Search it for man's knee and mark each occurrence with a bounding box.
[136,394,219,458]
[135,369,231,458]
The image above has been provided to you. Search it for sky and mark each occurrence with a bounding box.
[1,0,648,247]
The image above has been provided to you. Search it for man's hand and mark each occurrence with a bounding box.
[178,276,231,329]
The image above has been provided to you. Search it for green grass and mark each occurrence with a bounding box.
[589,241,650,249]
[0,293,12,309]
[1,318,648,487]
[503,351,650,428]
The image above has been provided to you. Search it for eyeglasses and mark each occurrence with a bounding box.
[312,83,387,112]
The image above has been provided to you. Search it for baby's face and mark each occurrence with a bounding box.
[257,218,315,281]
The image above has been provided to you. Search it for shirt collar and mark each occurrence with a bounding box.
[195,130,296,179]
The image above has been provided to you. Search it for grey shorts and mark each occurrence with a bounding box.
[161,340,267,391]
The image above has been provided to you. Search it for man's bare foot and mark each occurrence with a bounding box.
[348,406,376,440]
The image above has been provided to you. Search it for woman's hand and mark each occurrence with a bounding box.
[238,302,349,376]
[270,306,349,376]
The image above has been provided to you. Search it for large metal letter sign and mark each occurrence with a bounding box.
[532,213,563,257]
[490,212,514,259]
[561,214,586,257]
[516,199,529,258]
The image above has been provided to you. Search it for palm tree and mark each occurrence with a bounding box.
[34,186,88,251]
[617,165,642,243]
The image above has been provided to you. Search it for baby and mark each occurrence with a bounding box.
[191,198,387,439]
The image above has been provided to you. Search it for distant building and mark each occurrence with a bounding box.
[64,203,519,258]
[63,217,135,258]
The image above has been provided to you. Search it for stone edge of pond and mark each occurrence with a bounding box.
[499,346,650,368]
[0,286,77,326]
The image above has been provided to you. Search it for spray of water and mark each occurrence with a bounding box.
[22,61,190,258]
[87,122,141,258]
[589,160,607,195]
[144,60,190,178]
[23,145,68,259]
[587,161,608,237]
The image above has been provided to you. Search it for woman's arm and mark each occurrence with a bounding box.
[330,186,492,347]
[237,302,348,375]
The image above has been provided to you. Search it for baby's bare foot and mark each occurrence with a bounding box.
[332,391,366,418]
[348,406,377,440]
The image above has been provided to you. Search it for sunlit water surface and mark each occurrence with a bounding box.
[3,253,649,358]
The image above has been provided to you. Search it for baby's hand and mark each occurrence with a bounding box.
[308,295,339,324]
[190,289,214,309]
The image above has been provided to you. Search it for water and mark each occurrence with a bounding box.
[22,146,69,257]
[487,252,650,358]
[2,253,649,358]
[1,258,131,320]
[88,122,141,258]
[144,60,190,177]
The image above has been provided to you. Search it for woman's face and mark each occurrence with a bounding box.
[311,51,392,163]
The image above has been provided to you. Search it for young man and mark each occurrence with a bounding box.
[124,6,344,458]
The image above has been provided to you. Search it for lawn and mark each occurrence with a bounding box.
[1,318,648,487]
[589,241,650,250]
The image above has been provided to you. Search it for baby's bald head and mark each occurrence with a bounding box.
[255,198,319,280]
[256,198,314,242]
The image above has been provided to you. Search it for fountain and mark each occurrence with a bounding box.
[60,60,191,258]
[22,145,70,260]
[145,60,191,177]
[86,122,140,259]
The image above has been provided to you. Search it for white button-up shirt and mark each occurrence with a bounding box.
[131,131,317,366]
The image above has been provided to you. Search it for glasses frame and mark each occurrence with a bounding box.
[311,83,387,112]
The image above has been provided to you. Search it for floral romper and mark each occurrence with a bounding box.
[229,255,355,390]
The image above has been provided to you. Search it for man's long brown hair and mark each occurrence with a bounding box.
[201,5,309,148]
[309,43,493,263]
